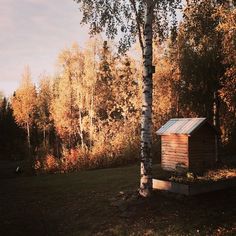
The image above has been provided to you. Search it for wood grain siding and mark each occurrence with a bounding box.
[189,123,216,172]
[161,135,189,171]
[158,118,217,173]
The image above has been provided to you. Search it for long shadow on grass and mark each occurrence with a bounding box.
[1,172,235,236]
[109,188,236,235]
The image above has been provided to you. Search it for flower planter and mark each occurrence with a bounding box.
[152,178,236,195]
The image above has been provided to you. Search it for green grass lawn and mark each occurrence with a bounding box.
[1,164,236,236]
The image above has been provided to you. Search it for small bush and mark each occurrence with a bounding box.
[35,154,60,174]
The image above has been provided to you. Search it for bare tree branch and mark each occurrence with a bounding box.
[129,0,144,54]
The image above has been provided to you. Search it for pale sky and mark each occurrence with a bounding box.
[0,1,183,97]
[0,0,90,97]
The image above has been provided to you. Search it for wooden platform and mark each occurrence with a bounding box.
[153,178,236,195]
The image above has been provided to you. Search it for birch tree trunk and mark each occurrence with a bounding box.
[89,89,94,149]
[79,109,84,149]
[26,120,33,172]
[139,0,154,197]
[26,121,31,153]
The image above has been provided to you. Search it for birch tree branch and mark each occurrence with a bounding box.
[129,0,144,54]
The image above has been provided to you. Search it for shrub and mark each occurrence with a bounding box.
[40,154,60,173]
[35,120,140,174]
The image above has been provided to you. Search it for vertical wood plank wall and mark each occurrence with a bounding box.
[161,135,189,171]
[189,124,216,172]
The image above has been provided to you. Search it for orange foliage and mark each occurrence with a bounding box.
[41,155,60,173]
[35,120,139,174]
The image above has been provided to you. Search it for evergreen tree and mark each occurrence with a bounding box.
[176,0,225,129]
[95,41,116,121]
[36,75,53,148]
[0,97,27,160]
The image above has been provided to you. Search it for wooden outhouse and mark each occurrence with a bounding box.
[157,118,217,173]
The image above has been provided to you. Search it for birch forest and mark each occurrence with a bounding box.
[0,1,235,174]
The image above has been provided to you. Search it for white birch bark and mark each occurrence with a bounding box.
[139,0,154,197]
[26,121,31,152]
[89,89,94,149]
[78,108,84,149]
[26,120,33,171]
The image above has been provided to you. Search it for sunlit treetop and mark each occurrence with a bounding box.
[74,0,181,53]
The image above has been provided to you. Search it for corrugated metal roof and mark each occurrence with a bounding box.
[156,118,207,135]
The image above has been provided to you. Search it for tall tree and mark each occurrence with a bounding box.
[36,75,53,148]
[171,0,236,155]
[83,38,100,148]
[216,1,236,145]
[0,96,7,120]
[177,0,224,118]
[95,41,116,121]
[217,2,236,113]
[51,44,85,149]
[74,0,181,196]
[152,41,178,128]
[11,66,37,161]
[0,98,27,161]
[113,54,141,121]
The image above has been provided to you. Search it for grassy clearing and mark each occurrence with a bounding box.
[1,164,236,236]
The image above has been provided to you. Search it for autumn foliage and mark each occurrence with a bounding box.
[1,1,235,172]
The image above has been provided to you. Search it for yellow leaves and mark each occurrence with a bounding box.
[215,6,236,114]
[216,6,236,62]
[36,75,53,131]
[51,40,109,147]
[216,6,236,30]
[152,44,174,119]
[219,76,236,113]
[11,66,37,128]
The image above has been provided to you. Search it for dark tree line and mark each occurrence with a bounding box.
[0,97,27,161]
